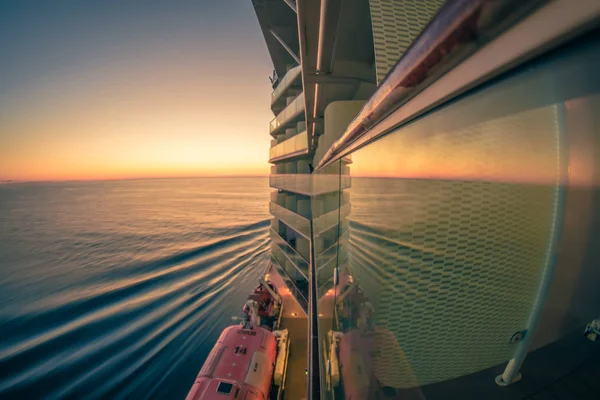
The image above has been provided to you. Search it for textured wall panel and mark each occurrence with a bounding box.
[369,0,444,84]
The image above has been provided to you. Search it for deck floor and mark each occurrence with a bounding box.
[421,330,600,400]
[280,317,308,400]
[524,355,600,400]
[266,266,308,400]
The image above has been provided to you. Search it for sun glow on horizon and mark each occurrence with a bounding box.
[0,0,273,182]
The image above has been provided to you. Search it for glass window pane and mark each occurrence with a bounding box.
[317,35,600,397]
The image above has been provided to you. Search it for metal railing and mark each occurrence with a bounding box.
[313,0,555,171]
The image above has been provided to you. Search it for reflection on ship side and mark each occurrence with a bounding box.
[325,272,425,400]
[311,39,600,398]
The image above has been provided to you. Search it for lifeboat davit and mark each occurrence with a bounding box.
[186,279,289,400]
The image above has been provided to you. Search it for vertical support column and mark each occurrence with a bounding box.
[308,215,321,399]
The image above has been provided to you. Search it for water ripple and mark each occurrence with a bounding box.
[0,178,271,399]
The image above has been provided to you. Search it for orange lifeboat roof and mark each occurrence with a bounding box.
[186,326,277,400]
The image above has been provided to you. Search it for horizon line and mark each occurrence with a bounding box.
[0,175,270,184]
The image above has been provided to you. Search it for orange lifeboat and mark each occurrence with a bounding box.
[186,279,289,400]
[185,326,277,400]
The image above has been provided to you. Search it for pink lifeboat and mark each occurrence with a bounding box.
[186,279,289,400]
[185,326,277,400]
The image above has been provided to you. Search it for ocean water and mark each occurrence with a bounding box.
[0,177,271,399]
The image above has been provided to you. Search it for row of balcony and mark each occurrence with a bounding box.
[269,201,311,239]
[271,65,302,106]
[270,255,308,312]
[269,130,309,163]
[270,227,309,279]
[313,202,351,236]
[317,247,348,286]
[270,199,349,276]
[270,201,350,250]
[270,92,305,136]
[269,174,351,196]
[315,235,343,267]
[270,214,348,290]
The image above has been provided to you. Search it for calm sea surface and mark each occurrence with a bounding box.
[0,177,270,399]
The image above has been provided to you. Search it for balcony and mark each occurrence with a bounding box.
[315,229,350,268]
[270,92,305,136]
[314,175,351,195]
[269,130,309,163]
[316,241,349,289]
[270,174,351,196]
[313,202,351,236]
[271,65,302,106]
[270,228,309,279]
[270,256,308,312]
[269,201,311,239]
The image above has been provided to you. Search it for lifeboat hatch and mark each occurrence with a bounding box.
[217,382,234,394]
[202,379,242,399]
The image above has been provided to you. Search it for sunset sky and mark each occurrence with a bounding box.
[0,0,273,181]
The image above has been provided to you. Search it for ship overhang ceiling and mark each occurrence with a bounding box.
[251,0,300,78]
[297,0,376,145]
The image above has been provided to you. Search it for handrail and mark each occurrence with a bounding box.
[313,0,550,171]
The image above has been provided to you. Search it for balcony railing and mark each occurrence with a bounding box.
[269,130,309,162]
[316,241,338,269]
[316,244,348,289]
[270,92,305,135]
[313,202,351,236]
[271,65,302,105]
[315,229,349,268]
[270,174,313,195]
[270,228,309,279]
[270,174,351,196]
[270,257,308,312]
[314,175,351,195]
[269,201,311,239]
